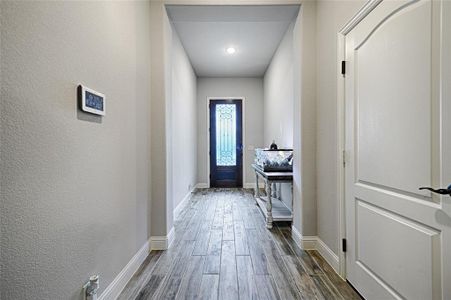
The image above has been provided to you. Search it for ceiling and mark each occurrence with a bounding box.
[166,5,300,77]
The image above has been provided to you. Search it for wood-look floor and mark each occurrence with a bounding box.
[119,189,362,300]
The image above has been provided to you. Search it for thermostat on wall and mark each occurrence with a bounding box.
[78,84,106,116]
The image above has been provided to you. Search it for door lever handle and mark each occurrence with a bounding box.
[419,185,451,196]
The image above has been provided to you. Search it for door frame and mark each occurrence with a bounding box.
[207,97,246,188]
[336,0,384,279]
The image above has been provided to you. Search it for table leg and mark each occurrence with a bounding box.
[265,181,273,229]
[255,173,259,197]
[254,173,259,204]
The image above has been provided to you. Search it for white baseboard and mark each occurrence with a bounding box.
[291,225,303,248]
[291,226,316,250]
[98,238,150,300]
[167,227,175,248]
[195,183,208,189]
[174,186,196,220]
[196,183,264,189]
[150,227,174,250]
[291,225,340,273]
[316,237,339,272]
[301,236,317,250]
[243,182,255,189]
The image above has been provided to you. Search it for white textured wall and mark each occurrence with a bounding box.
[170,28,197,210]
[266,1,319,237]
[0,1,151,299]
[197,78,264,186]
[316,0,365,254]
[296,0,317,236]
[150,2,174,236]
[263,23,295,209]
[292,5,303,236]
[263,2,319,237]
[264,23,294,149]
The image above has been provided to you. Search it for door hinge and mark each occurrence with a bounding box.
[341,60,346,76]
[342,150,346,168]
[342,238,347,252]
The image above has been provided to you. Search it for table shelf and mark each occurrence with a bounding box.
[252,164,293,228]
[255,196,293,221]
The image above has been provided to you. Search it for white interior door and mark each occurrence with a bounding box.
[344,0,451,299]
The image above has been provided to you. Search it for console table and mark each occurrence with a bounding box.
[252,164,293,228]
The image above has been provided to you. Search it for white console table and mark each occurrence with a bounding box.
[252,164,293,229]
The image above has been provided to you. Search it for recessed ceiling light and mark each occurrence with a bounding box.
[226,47,236,54]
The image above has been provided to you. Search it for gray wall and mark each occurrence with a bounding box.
[262,0,366,253]
[1,1,151,299]
[263,23,295,209]
[150,3,198,234]
[197,78,264,186]
[170,27,197,210]
[264,23,294,149]
[150,2,173,237]
[263,2,319,237]
[316,0,365,254]
[295,0,318,237]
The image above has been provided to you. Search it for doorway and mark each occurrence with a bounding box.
[209,98,243,188]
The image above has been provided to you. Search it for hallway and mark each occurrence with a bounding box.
[119,189,361,300]
[2,0,451,298]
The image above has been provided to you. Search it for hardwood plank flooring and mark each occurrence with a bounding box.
[199,274,219,300]
[219,240,239,300]
[282,255,321,299]
[260,238,300,300]
[119,188,362,300]
[254,275,280,300]
[118,251,162,300]
[234,221,249,255]
[247,228,270,275]
[236,256,258,300]
[175,256,205,300]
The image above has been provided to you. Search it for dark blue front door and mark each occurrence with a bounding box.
[209,99,243,188]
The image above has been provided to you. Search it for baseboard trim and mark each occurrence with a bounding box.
[243,182,255,189]
[291,226,316,250]
[174,186,196,220]
[196,183,264,189]
[301,235,317,250]
[195,183,208,189]
[316,237,339,272]
[290,226,340,273]
[167,227,175,249]
[98,238,150,300]
[150,227,175,250]
[291,225,303,248]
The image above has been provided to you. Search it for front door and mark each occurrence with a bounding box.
[344,0,451,299]
[209,99,243,188]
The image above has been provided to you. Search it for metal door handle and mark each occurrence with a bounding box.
[419,185,451,196]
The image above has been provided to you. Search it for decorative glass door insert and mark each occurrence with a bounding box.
[209,99,243,188]
[215,104,237,166]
